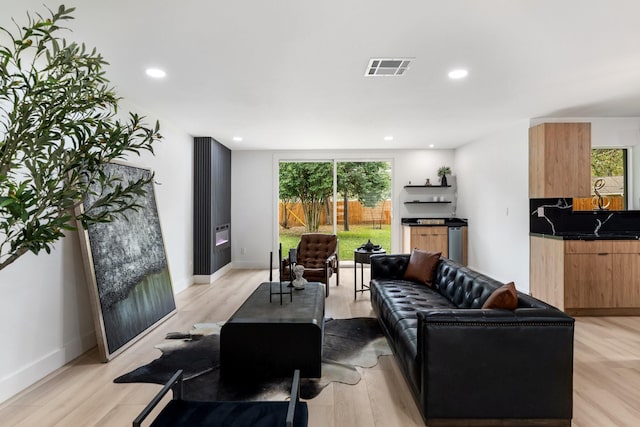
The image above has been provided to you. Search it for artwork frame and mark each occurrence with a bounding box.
[76,162,176,361]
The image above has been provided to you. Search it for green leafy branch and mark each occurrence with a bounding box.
[0,5,162,270]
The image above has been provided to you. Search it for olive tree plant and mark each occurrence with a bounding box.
[0,5,161,271]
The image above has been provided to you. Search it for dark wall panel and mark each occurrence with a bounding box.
[193,137,231,275]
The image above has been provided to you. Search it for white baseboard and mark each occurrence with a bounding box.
[192,262,233,284]
[231,260,269,269]
[0,331,96,405]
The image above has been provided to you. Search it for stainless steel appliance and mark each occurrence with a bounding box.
[448,226,463,263]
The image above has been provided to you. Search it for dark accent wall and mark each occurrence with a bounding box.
[193,137,231,275]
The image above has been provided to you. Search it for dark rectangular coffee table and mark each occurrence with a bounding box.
[220,282,325,380]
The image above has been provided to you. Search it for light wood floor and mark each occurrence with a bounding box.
[1,268,639,426]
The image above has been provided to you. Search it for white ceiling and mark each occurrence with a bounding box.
[5,1,640,150]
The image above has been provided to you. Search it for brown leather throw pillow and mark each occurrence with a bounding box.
[482,282,518,310]
[404,249,441,286]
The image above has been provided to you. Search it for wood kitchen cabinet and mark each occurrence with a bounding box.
[528,122,591,198]
[530,236,640,315]
[611,241,640,307]
[406,226,449,257]
[564,241,614,308]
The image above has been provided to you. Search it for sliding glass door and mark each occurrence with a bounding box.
[278,160,392,262]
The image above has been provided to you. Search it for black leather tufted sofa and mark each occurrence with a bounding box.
[370,254,574,427]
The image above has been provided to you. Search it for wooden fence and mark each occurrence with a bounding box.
[279,200,391,227]
[573,195,624,211]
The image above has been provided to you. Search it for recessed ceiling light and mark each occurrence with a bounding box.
[145,68,166,79]
[429,144,435,148]
[232,136,243,142]
[448,69,468,79]
[384,136,394,141]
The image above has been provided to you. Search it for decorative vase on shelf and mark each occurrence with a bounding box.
[437,165,451,187]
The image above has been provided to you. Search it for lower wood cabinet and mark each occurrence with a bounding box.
[612,252,640,307]
[403,226,449,257]
[530,236,640,315]
[564,241,613,308]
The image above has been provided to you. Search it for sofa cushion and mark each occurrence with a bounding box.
[404,249,441,286]
[482,282,518,309]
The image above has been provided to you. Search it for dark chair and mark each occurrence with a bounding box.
[282,233,339,297]
[133,369,308,427]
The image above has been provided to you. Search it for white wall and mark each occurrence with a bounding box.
[455,121,531,290]
[0,112,194,404]
[231,151,275,269]
[231,149,455,268]
[394,151,457,220]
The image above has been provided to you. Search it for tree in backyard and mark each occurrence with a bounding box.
[279,162,333,232]
[278,162,298,228]
[337,162,390,230]
[591,149,624,177]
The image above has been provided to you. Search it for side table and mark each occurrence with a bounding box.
[353,248,386,299]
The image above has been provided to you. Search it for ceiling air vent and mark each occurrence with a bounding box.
[365,58,413,77]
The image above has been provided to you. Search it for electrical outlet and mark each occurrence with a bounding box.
[537,207,545,217]
[240,247,246,255]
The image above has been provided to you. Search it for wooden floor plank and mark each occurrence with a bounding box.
[1,266,639,426]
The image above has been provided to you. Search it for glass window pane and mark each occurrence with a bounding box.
[573,148,627,211]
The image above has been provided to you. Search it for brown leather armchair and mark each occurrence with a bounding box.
[282,233,339,297]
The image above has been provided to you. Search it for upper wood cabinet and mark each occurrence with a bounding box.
[529,122,591,198]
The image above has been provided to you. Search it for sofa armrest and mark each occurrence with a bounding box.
[416,309,574,421]
[370,254,410,280]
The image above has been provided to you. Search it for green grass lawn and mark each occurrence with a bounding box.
[279,224,391,261]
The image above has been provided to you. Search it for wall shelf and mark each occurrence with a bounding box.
[404,185,451,188]
[405,201,452,204]
[401,177,457,217]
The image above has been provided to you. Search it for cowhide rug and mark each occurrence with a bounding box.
[114,317,392,401]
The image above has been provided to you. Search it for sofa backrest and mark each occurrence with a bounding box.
[433,258,503,308]
[370,253,410,281]
[371,254,558,311]
[433,257,554,310]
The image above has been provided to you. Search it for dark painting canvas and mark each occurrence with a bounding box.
[78,163,176,360]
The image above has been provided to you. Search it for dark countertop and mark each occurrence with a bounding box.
[531,232,640,240]
[402,217,468,227]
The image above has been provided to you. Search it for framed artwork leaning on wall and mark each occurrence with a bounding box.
[76,162,176,361]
